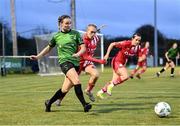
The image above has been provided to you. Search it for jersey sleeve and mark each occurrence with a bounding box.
[48,36,56,47]
[115,40,131,48]
[95,35,100,43]
[76,32,84,45]
[167,48,173,54]
[82,35,88,46]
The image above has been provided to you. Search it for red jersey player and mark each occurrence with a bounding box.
[130,41,150,79]
[80,24,105,102]
[97,33,141,99]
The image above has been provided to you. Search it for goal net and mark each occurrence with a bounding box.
[34,30,104,76]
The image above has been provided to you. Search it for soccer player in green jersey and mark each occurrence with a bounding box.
[156,43,179,77]
[30,15,92,112]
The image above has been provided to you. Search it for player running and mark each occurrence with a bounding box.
[156,42,179,77]
[129,41,150,79]
[80,24,105,102]
[97,33,141,99]
[55,24,105,105]
[30,15,92,112]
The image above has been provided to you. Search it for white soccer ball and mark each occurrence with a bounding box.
[154,102,171,117]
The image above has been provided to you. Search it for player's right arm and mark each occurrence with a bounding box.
[104,41,125,61]
[104,42,116,61]
[30,45,53,60]
[30,35,56,60]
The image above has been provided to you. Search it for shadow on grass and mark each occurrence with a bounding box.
[94,107,150,113]
[46,109,83,113]
[94,102,153,113]
[44,102,155,114]
[96,102,155,107]
[136,96,180,99]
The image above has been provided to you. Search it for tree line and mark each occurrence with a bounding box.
[0,21,179,58]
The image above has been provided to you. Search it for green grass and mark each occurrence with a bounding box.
[0,67,180,125]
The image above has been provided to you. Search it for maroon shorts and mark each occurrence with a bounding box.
[79,60,95,74]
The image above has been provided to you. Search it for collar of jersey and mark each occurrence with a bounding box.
[60,29,71,33]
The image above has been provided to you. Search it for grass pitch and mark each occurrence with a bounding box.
[0,67,180,125]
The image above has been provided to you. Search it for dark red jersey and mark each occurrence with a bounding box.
[138,47,149,58]
[81,34,99,58]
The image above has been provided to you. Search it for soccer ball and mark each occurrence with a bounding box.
[154,102,171,117]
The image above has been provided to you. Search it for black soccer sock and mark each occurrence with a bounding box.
[160,68,165,73]
[48,89,67,105]
[74,84,87,106]
[171,68,174,74]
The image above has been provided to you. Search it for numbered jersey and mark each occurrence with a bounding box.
[79,34,100,71]
[113,40,140,65]
[82,34,99,57]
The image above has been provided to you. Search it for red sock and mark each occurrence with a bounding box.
[86,83,94,92]
[139,69,146,75]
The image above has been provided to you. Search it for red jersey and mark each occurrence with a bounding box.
[81,34,99,58]
[113,40,140,65]
[138,47,149,58]
[137,47,149,67]
[79,34,100,72]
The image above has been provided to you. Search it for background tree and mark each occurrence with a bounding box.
[134,24,166,57]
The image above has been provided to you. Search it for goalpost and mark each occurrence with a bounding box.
[34,30,104,76]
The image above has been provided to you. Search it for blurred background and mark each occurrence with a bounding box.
[0,0,180,75]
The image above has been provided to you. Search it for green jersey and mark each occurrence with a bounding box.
[167,48,179,59]
[49,30,83,66]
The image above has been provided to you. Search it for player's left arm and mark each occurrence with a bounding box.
[83,55,106,64]
[176,52,180,59]
[73,44,86,57]
[73,32,86,57]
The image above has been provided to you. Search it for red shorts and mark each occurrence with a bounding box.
[111,58,125,72]
[137,61,147,67]
[79,60,95,74]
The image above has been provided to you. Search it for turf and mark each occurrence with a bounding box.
[0,67,180,125]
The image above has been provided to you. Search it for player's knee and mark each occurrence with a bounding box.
[122,73,129,80]
[61,89,69,93]
[143,68,147,71]
[92,72,99,79]
[71,77,80,85]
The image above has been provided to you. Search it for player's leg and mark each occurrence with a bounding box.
[45,77,71,112]
[169,61,175,77]
[84,65,99,102]
[106,67,129,95]
[97,71,118,99]
[156,62,170,77]
[130,65,140,79]
[97,67,129,98]
[136,66,147,79]
[55,77,72,106]
[66,67,92,112]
